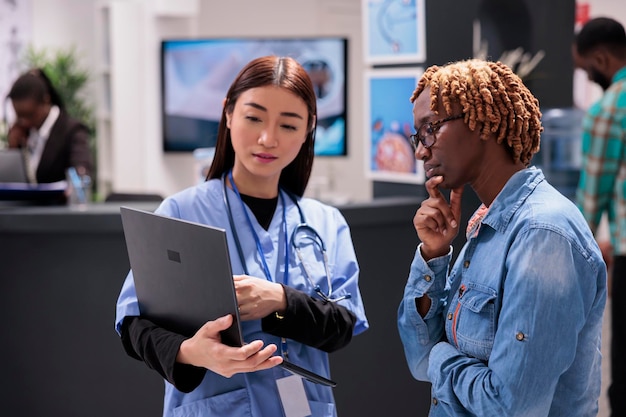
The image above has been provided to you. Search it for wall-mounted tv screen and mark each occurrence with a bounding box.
[161,37,348,156]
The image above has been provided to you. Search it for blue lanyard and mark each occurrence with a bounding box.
[227,171,290,283]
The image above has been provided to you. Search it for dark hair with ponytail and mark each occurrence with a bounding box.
[8,68,65,110]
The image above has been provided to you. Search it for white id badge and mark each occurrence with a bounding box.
[276,374,312,417]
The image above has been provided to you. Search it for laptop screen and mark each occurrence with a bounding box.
[0,149,29,183]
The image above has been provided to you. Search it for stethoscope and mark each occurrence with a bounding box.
[222,171,350,303]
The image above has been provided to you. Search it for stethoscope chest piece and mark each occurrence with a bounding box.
[222,173,350,302]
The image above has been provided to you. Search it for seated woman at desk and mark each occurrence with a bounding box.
[6,68,92,183]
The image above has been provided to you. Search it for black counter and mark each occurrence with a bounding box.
[0,198,431,417]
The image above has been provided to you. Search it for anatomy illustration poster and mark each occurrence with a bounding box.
[363,0,426,65]
[365,68,425,184]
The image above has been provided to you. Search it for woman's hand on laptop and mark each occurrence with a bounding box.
[234,275,287,321]
[176,314,283,378]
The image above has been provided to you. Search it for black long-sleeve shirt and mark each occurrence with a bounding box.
[120,285,356,392]
[119,193,357,392]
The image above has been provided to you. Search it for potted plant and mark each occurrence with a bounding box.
[22,45,96,137]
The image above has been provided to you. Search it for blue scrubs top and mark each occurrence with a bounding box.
[115,178,369,417]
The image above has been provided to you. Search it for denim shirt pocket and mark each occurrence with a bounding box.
[451,282,497,362]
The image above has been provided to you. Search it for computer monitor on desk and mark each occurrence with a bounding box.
[0,149,29,183]
[0,150,66,205]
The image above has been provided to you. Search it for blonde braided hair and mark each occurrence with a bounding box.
[410,59,542,166]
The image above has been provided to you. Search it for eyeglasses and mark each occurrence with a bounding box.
[409,114,464,150]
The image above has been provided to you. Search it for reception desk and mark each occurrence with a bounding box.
[0,198,431,416]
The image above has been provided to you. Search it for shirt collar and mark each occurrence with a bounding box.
[478,167,545,234]
[612,66,626,84]
[34,105,60,139]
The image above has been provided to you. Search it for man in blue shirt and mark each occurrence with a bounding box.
[573,17,626,417]
[398,59,607,416]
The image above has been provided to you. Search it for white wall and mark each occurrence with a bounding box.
[29,0,626,202]
[195,0,368,203]
[30,0,371,203]
[585,1,626,25]
[30,0,98,115]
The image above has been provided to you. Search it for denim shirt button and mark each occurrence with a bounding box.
[516,332,525,341]
[447,313,453,320]
[463,260,470,268]
[432,398,439,406]
[424,275,432,282]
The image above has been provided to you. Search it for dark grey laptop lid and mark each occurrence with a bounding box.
[120,206,243,346]
[0,149,29,183]
[119,206,337,387]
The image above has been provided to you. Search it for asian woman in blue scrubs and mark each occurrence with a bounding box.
[115,56,368,417]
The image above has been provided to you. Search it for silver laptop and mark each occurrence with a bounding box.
[120,206,336,387]
[0,149,29,183]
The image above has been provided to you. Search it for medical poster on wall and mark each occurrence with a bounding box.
[0,0,32,129]
[365,68,425,184]
[362,0,426,65]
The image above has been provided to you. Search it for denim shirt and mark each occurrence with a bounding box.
[398,168,607,417]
